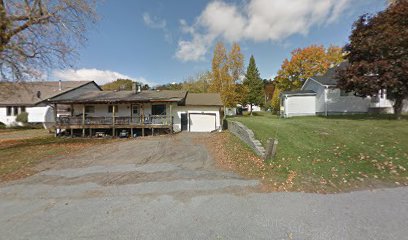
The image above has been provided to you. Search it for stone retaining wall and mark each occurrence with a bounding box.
[228,121,265,157]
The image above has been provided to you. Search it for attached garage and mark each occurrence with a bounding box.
[280,90,317,118]
[175,93,223,132]
[189,113,217,132]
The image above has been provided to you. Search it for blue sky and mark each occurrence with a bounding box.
[52,0,387,86]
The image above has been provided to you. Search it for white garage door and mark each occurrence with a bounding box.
[189,114,216,132]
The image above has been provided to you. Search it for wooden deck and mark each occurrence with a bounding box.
[56,115,173,137]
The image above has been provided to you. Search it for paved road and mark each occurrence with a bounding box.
[0,133,407,240]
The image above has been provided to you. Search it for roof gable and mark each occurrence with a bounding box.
[306,61,349,87]
[0,81,96,106]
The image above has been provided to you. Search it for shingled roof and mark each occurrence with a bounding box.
[310,61,348,86]
[185,93,223,106]
[0,81,97,106]
[49,90,188,104]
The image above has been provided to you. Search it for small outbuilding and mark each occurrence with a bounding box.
[280,90,316,118]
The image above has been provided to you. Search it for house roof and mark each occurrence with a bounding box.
[49,90,188,104]
[0,81,97,106]
[281,90,316,97]
[310,61,348,86]
[185,93,223,106]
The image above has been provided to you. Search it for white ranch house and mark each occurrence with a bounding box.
[0,81,224,136]
[280,63,408,117]
[0,81,101,128]
[49,83,223,136]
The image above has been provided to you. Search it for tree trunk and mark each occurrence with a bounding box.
[393,97,403,120]
[250,103,253,116]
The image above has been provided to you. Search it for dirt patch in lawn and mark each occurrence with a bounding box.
[0,136,114,183]
[0,129,49,140]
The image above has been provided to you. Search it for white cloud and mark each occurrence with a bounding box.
[175,33,215,62]
[52,68,152,86]
[143,12,166,29]
[175,0,351,61]
[143,12,172,43]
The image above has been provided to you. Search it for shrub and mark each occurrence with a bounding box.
[271,88,281,113]
[16,112,28,123]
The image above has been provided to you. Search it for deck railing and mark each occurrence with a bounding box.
[57,115,172,126]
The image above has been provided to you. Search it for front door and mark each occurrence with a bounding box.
[181,113,188,131]
[131,105,141,123]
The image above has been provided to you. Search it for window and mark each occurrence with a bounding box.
[85,106,95,113]
[108,105,118,113]
[13,106,18,116]
[20,106,26,113]
[6,106,12,116]
[152,104,166,115]
[132,105,139,115]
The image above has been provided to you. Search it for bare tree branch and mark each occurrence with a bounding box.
[0,0,97,81]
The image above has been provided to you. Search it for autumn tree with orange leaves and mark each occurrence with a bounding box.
[209,42,244,107]
[271,45,343,112]
[275,45,343,91]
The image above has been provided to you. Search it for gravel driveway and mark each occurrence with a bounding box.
[0,133,407,240]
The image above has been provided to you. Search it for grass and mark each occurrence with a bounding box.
[229,112,408,193]
[0,134,113,182]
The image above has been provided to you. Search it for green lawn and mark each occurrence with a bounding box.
[231,112,408,193]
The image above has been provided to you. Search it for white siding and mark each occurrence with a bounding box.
[0,106,54,127]
[301,78,408,115]
[72,104,133,117]
[283,95,316,117]
[302,79,326,113]
[27,106,50,123]
[71,103,174,118]
[326,89,371,114]
[0,107,17,126]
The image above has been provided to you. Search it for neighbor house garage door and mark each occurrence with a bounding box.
[189,113,216,132]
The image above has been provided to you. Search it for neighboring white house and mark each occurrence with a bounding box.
[225,107,237,116]
[280,63,408,117]
[49,84,223,136]
[0,81,101,127]
[280,90,317,118]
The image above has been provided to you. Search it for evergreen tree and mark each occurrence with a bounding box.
[243,55,264,115]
